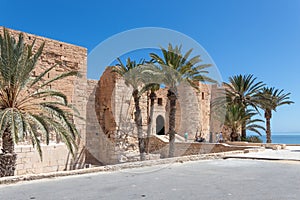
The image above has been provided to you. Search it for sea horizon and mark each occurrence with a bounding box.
[271,132,300,134]
[250,132,300,144]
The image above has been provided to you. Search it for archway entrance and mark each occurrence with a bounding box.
[156,115,165,135]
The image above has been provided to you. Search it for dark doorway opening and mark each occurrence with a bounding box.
[156,115,165,135]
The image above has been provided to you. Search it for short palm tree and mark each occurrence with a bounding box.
[150,44,215,157]
[0,28,79,177]
[112,58,147,160]
[258,87,294,143]
[224,74,265,139]
[224,104,265,141]
[140,83,160,153]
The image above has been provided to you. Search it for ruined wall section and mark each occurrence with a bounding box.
[113,71,141,154]
[86,80,117,165]
[113,75,135,137]
[91,67,140,164]
[95,67,117,140]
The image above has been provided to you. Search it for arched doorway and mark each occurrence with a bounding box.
[156,115,165,135]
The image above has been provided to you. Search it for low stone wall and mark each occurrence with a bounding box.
[1,149,254,185]
[148,136,249,158]
[226,142,288,150]
[226,141,263,146]
[4,138,261,177]
[13,138,253,176]
[14,143,72,175]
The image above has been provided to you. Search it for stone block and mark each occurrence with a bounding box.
[272,145,281,150]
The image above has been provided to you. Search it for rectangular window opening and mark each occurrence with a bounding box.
[158,98,163,106]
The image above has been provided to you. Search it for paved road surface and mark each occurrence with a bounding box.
[0,159,299,200]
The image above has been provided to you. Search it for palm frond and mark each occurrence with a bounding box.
[40,104,78,138]
[0,28,80,160]
[150,44,215,91]
[24,119,43,160]
[23,89,69,105]
[30,64,57,87]
[28,114,51,145]
[40,71,78,88]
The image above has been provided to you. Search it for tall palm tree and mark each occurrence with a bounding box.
[224,74,265,139]
[258,87,294,143]
[150,44,215,157]
[224,104,265,141]
[0,28,79,177]
[112,58,147,161]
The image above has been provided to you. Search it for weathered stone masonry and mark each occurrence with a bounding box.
[0,27,221,175]
[0,27,87,175]
[84,67,214,164]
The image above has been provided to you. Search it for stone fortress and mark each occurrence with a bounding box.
[0,27,228,175]
[89,67,213,164]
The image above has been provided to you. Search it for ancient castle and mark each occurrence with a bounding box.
[0,27,226,175]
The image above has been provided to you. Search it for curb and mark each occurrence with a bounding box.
[223,156,300,162]
[0,148,263,185]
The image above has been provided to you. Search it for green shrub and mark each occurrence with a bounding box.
[245,135,263,143]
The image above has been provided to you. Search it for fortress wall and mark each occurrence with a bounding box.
[0,27,87,172]
[198,83,212,141]
[174,82,211,140]
[209,84,227,141]
[113,74,135,136]
[176,83,201,138]
[85,80,118,165]
[151,89,168,135]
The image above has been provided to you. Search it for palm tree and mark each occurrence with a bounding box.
[224,74,265,139]
[140,83,160,153]
[0,28,79,177]
[150,44,215,157]
[112,58,147,161]
[258,87,294,143]
[224,104,265,141]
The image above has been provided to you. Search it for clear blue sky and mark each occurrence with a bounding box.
[1,0,300,132]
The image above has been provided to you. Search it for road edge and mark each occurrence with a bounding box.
[0,148,264,185]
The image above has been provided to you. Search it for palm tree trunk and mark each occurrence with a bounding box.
[241,123,246,140]
[0,129,17,177]
[241,107,247,140]
[230,127,239,141]
[146,91,156,153]
[2,129,14,153]
[168,90,177,158]
[265,110,272,143]
[133,90,145,161]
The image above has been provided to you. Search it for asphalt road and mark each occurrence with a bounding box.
[0,159,299,200]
